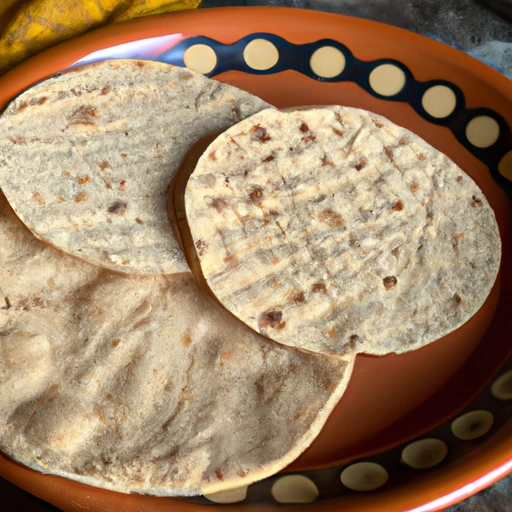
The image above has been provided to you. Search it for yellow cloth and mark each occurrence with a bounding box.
[0,0,202,75]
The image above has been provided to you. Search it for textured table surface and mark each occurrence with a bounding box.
[2,1,512,510]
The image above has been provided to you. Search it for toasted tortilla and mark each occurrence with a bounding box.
[182,106,501,357]
[0,192,354,496]
[0,59,271,274]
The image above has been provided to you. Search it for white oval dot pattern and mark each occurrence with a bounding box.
[340,462,389,491]
[175,37,510,194]
[310,46,346,78]
[369,63,406,96]
[422,85,457,118]
[466,115,500,148]
[243,39,279,71]
[204,486,248,504]
[271,475,319,504]
[402,438,448,469]
[491,369,512,400]
[451,410,494,441]
[183,44,217,74]
[498,151,512,182]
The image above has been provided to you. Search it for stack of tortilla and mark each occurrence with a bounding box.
[0,60,502,497]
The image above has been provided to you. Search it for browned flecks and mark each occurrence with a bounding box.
[77,175,89,184]
[215,470,224,481]
[111,338,122,348]
[332,127,344,137]
[383,276,398,290]
[100,86,110,95]
[391,200,404,211]
[355,157,368,171]
[262,154,274,163]
[205,197,228,213]
[182,332,192,346]
[195,239,208,256]
[454,293,462,305]
[275,220,286,236]
[311,282,327,295]
[452,232,466,247]
[108,201,127,214]
[299,122,316,143]
[14,101,29,113]
[70,105,98,125]
[417,153,426,161]
[372,118,384,129]
[349,334,360,344]
[250,124,271,143]
[32,192,45,205]
[74,192,87,203]
[456,175,463,183]
[321,153,333,166]
[9,138,27,145]
[249,187,263,203]
[98,161,109,170]
[223,253,239,266]
[135,217,143,224]
[318,208,344,228]
[3,296,11,309]
[470,195,483,207]
[292,291,306,304]
[344,334,360,353]
[399,136,409,145]
[384,146,402,172]
[119,180,126,191]
[208,151,217,161]
[410,182,419,192]
[259,310,286,330]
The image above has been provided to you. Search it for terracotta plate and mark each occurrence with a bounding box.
[0,7,511,512]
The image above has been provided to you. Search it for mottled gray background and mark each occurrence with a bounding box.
[200,1,512,510]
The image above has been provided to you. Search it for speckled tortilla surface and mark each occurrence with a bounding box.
[183,106,501,356]
[0,59,271,274]
[0,192,354,496]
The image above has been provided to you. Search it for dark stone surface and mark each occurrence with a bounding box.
[448,474,512,511]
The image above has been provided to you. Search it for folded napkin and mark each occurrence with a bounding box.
[0,0,202,75]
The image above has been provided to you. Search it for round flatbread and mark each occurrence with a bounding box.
[0,59,271,274]
[182,106,501,357]
[0,192,354,496]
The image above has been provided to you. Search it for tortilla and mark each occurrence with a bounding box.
[182,106,501,357]
[0,191,354,496]
[0,59,271,275]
